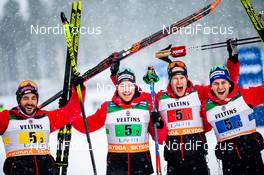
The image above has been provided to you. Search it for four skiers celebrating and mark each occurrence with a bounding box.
[0,38,264,175]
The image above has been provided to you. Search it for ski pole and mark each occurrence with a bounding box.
[143,66,162,175]
[189,36,261,50]
[61,12,97,175]
[201,39,262,50]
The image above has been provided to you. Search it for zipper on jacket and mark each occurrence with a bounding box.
[234,142,241,159]
[128,153,131,175]
[199,132,205,143]
[180,135,185,161]
[33,155,39,175]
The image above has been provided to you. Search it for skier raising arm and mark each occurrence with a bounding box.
[73,68,167,175]
[152,39,240,175]
[0,80,85,175]
[202,65,264,175]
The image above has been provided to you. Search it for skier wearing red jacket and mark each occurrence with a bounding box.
[0,80,85,175]
[202,65,264,175]
[154,40,240,175]
[73,68,168,175]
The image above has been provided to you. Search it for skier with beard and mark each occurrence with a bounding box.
[154,39,240,175]
[0,80,85,175]
[202,65,264,175]
[73,66,168,175]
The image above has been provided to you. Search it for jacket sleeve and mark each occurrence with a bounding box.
[194,84,211,102]
[0,110,10,135]
[226,58,240,83]
[240,85,264,107]
[110,75,117,85]
[47,86,86,132]
[201,101,213,133]
[192,85,213,132]
[72,102,108,133]
[155,91,163,111]
[148,119,168,144]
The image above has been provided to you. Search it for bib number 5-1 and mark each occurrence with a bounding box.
[167,108,193,122]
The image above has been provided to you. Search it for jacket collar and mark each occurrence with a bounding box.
[10,106,43,119]
[111,90,148,108]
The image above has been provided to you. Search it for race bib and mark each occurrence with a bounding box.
[115,124,142,137]
[167,108,193,123]
[19,131,45,144]
[215,115,243,134]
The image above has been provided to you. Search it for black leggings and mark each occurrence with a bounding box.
[3,155,58,175]
[222,152,264,175]
[166,155,210,175]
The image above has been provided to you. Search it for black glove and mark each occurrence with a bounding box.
[227,39,238,63]
[73,75,84,90]
[109,52,120,76]
[150,111,164,129]
[110,60,120,76]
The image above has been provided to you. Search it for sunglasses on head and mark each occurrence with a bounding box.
[210,65,229,75]
[18,80,38,90]
[168,61,186,70]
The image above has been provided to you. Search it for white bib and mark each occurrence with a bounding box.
[2,114,51,157]
[105,105,150,153]
[158,91,204,136]
[206,96,256,142]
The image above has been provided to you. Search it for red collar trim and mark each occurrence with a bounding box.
[10,106,43,118]
[111,91,148,108]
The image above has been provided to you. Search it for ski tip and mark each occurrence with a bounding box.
[210,0,222,13]
[72,1,77,9]
[77,1,82,10]
[60,12,68,23]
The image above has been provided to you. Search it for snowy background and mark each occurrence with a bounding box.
[0,0,264,174]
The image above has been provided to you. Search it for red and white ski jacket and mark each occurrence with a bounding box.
[0,87,85,134]
[155,58,240,141]
[73,90,168,145]
[202,83,264,133]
